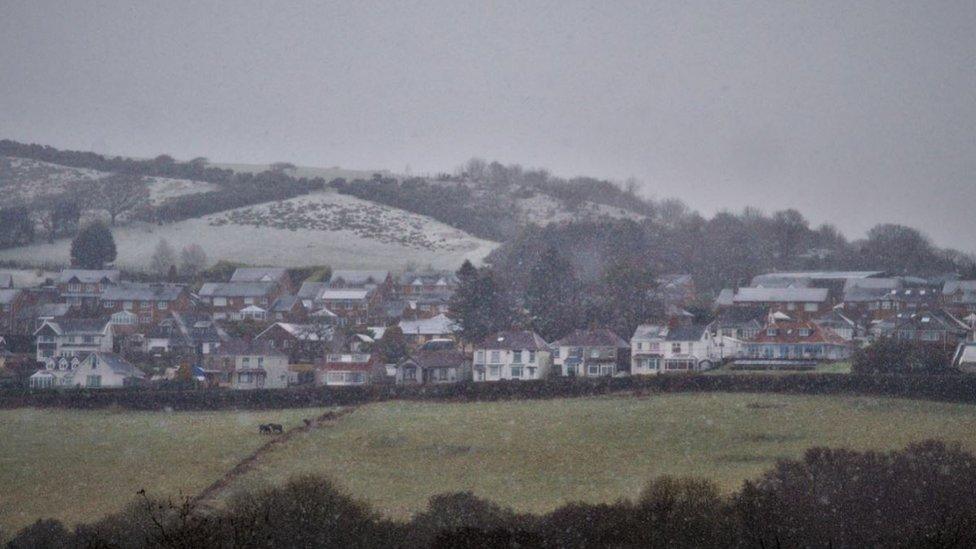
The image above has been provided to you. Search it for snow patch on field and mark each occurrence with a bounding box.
[0,191,497,271]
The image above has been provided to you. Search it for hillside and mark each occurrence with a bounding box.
[0,156,218,207]
[0,189,497,271]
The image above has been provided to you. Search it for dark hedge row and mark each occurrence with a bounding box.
[3,373,976,411]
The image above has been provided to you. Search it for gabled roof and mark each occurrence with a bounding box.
[553,328,628,348]
[954,342,976,367]
[330,270,389,287]
[400,349,467,369]
[892,309,970,334]
[36,318,111,336]
[712,306,767,328]
[320,353,375,371]
[753,271,884,281]
[297,281,328,300]
[665,324,709,342]
[749,320,847,345]
[813,309,857,328]
[213,339,285,357]
[271,295,301,312]
[230,267,288,283]
[398,313,459,336]
[319,289,371,301]
[631,324,668,340]
[58,269,120,284]
[102,283,185,302]
[480,331,549,351]
[256,322,331,341]
[199,282,277,298]
[398,270,459,287]
[734,287,829,303]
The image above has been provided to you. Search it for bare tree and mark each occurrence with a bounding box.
[150,239,177,275]
[94,173,151,226]
[180,244,208,277]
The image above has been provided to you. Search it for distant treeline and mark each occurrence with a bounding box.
[332,176,518,241]
[8,440,976,547]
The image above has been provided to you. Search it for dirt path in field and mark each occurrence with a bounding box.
[192,407,357,505]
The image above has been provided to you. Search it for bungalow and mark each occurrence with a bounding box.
[57,269,120,309]
[472,331,551,382]
[397,313,459,346]
[315,353,376,386]
[551,328,628,377]
[396,349,468,385]
[198,281,283,320]
[34,318,113,362]
[203,340,291,390]
[630,323,722,375]
[30,352,144,389]
[99,283,190,326]
[739,316,852,366]
[230,267,294,293]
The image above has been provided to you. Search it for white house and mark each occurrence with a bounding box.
[316,353,375,386]
[203,340,291,390]
[630,323,722,375]
[472,330,551,382]
[34,319,113,362]
[551,328,628,377]
[30,352,144,389]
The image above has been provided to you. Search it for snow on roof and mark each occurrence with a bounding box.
[753,271,884,281]
[58,269,120,284]
[632,324,668,339]
[330,270,389,286]
[734,287,829,303]
[398,313,459,336]
[0,289,22,305]
[230,267,288,283]
[102,282,185,302]
[479,330,549,351]
[199,282,277,298]
[319,289,370,300]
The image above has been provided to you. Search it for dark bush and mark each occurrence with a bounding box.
[6,519,72,549]
[853,338,955,374]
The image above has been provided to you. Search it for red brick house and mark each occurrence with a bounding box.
[57,269,120,310]
[198,282,285,320]
[99,283,191,326]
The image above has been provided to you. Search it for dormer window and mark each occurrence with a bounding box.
[766,328,778,336]
[799,328,812,337]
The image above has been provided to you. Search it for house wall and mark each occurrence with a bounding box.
[472,349,550,382]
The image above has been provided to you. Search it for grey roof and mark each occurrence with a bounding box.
[712,306,767,328]
[752,271,884,281]
[665,324,709,342]
[945,280,976,294]
[715,288,735,307]
[199,282,277,298]
[58,269,120,284]
[90,352,145,378]
[400,350,467,369]
[102,283,185,302]
[631,324,668,340]
[843,277,902,291]
[214,339,286,357]
[750,275,812,288]
[37,303,70,318]
[43,318,111,335]
[734,287,829,303]
[893,309,970,334]
[330,270,389,286]
[842,286,897,303]
[297,281,328,300]
[230,267,288,283]
[480,330,549,351]
[271,295,301,312]
[554,329,628,348]
[398,270,459,287]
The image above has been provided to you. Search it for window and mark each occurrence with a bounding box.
[587,364,600,376]
[766,328,777,336]
[244,297,255,305]
[512,350,522,363]
[83,336,95,344]
[86,375,102,388]
[643,358,660,371]
[140,301,151,310]
[489,365,500,377]
[489,350,500,363]
[213,297,227,307]
[123,301,133,310]
[787,302,797,311]
[590,349,600,358]
[882,301,891,310]
[158,301,168,310]
[528,350,536,363]
[526,367,536,378]
[649,342,660,351]
[804,303,818,312]
[240,372,254,383]
[671,342,682,354]
[798,328,812,337]
[103,301,114,308]
[511,366,523,378]
[242,357,250,365]
[475,350,484,363]
[553,347,560,358]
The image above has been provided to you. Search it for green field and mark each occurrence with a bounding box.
[5,393,976,537]
[0,407,328,536]
[222,393,976,519]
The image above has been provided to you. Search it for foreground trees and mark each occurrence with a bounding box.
[12,440,976,548]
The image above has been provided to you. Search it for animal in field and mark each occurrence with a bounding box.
[259,424,272,434]
[269,423,284,434]
[303,418,312,427]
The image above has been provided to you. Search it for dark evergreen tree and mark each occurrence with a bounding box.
[449,263,516,343]
[525,246,581,340]
[70,221,117,269]
[374,325,408,364]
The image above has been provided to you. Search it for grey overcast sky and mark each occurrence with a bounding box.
[2,1,974,252]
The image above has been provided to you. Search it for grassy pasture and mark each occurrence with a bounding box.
[0,407,328,536]
[5,392,976,536]
[222,393,976,518]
